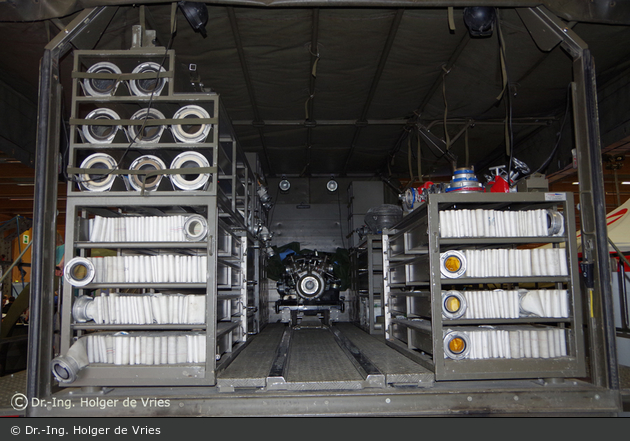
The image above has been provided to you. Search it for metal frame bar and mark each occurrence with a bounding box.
[342,9,404,175]
[226,6,273,176]
[28,7,118,413]
[520,6,619,392]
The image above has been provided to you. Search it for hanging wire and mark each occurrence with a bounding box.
[337,189,347,250]
[495,11,514,181]
[442,65,452,151]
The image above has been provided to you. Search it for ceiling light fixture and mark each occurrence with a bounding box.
[463,7,496,37]
[326,177,338,193]
[279,175,291,193]
[178,1,208,38]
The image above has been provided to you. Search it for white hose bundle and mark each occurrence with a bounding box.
[443,327,567,360]
[87,332,206,365]
[440,208,565,238]
[72,293,206,325]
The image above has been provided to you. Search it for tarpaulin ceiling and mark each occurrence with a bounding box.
[1,2,630,182]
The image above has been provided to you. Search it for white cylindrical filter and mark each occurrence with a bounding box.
[470,209,478,237]
[169,151,211,191]
[474,209,484,236]
[439,211,447,237]
[440,250,467,279]
[65,257,95,287]
[128,155,167,192]
[558,248,569,275]
[82,108,122,144]
[177,335,187,363]
[167,335,178,364]
[442,290,467,319]
[172,104,212,143]
[78,153,117,191]
[129,61,168,96]
[443,331,471,360]
[184,214,208,241]
[72,295,98,322]
[83,61,122,96]
[128,108,166,144]
[51,338,89,384]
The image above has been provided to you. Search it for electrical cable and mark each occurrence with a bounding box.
[495,11,514,183]
[337,190,346,250]
[509,83,572,191]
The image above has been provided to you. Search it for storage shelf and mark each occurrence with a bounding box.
[442,317,572,325]
[439,236,566,245]
[71,142,215,149]
[72,324,207,330]
[383,192,586,382]
[75,241,208,249]
[78,283,207,289]
[440,276,570,285]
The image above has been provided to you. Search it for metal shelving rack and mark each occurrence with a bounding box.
[383,192,587,381]
[353,234,384,335]
[57,48,260,387]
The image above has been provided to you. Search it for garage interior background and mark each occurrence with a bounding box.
[1,0,630,415]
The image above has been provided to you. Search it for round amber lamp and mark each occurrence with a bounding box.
[444,256,461,272]
[444,296,461,313]
[448,337,466,354]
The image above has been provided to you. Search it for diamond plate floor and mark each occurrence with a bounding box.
[218,322,436,391]
[0,370,26,416]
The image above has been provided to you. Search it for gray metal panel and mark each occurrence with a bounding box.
[217,323,285,388]
[334,323,434,387]
[286,328,362,383]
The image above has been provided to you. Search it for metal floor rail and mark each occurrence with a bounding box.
[217,322,434,392]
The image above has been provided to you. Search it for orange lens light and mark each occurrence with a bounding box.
[444,256,461,272]
[445,296,461,313]
[448,337,466,354]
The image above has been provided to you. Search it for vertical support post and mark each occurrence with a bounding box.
[572,50,620,390]
[27,48,61,408]
[27,7,117,412]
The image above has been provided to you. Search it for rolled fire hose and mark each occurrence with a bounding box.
[127,155,167,192]
[81,108,121,144]
[83,61,122,96]
[64,257,96,287]
[172,105,212,143]
[169,151,210,191]
[78,153,118,192]
[129,61,168,96]
[128,108,166,144]
[184,214,208,241]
